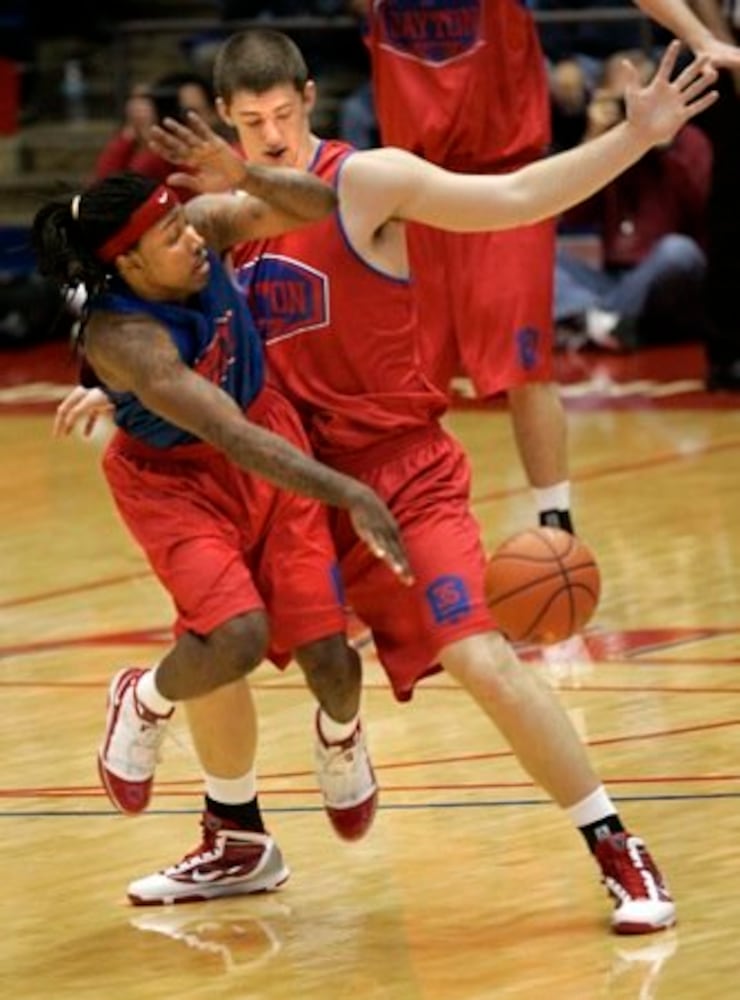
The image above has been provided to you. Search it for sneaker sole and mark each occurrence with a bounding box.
[127,865,291,907]
[326,788,378,841]
[613,914,677,936]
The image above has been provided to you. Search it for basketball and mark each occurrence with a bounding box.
[484,527,601,645]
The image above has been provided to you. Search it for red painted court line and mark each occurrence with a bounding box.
[5,393,740,417]
[471,437,740,506]
[1,626,737,668]
[359,775,740,791]
[452,392,740,413]
[3,718,738,802]
[592,627,738,650]
[559,685,740,694]
[0,681,104,689]
[0,402,65,415]
[3,677,740,695]
[374,717,740,772]
[3,772,739,802]
[0,629,171,659]
[127,771,740,789]
[0,571,153,610]
[4,678,740,698]
[621,658,740,666]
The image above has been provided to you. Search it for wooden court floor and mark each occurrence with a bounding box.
[2,365,740,999]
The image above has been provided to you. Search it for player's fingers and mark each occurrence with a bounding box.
[678,62,718,102]
[682,88,719,118]
[375,532,414,586]
[674,53,713,92]
[52,409,68,437]
[159,117,201,147]
[387,546,414,585]
[53,389,84,436]
[181,109,212,138]
[165,172,200,193]
[148,124,183,153]
[655,39,682,81]
[619,58,638,92]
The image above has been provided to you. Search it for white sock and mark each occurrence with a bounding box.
[136,665,175,717]
[205,768,258,805]
[318,708,360,743]
[566,785,617,827]
[533,482,571,514]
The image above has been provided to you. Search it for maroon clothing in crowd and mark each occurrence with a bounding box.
[93,133,176,183]
[562,123,712,268]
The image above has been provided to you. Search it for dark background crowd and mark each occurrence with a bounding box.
[0,0,738,389]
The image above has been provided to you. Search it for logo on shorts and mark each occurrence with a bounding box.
[235,254,329,345]
[517,326,540,371]
[426,574,471,624]
[378,0,482,66]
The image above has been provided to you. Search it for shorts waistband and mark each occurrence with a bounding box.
[109,430,212,463]
[110,387,273,463]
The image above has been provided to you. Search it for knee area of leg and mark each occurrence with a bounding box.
[655,234,705,270]
[297,634,360,676]
[210,613,270,678]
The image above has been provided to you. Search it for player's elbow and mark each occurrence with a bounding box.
[495,180,539,229]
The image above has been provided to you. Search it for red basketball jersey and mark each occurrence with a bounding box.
[229,140,448,463]
[366,0,550,171]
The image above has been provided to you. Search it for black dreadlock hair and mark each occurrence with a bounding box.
[30,172,160,359]
[30,172,160,302]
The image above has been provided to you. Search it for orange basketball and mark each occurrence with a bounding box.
[484,527,601,645]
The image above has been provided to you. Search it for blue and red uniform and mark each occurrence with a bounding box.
[231,142,497,700]
[92,251,345,660]
[366,0,555,397]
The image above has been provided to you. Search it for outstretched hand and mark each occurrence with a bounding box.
[53,385,113,438]
[149,110,245,195]
[348,488,414,586]
[624,40,718,147]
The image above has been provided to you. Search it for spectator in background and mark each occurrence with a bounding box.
[93,82,169,181]
[0,4,36,122]
[222,1,345,12]
[338,79,378,148]
[554,50,713,350]
[152,71,236,143]
[338,0,378,148]
[549,58,591,152]
[95,72,235,183]
[536,0,657,66]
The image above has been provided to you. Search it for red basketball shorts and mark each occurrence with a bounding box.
[102,385,345,665]
[409,217,556,397]
[327,424,496,701]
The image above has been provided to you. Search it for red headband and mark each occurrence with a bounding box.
[97,184,180,263]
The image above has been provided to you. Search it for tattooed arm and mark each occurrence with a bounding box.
[83,313,412,582]
[149,111,337,250]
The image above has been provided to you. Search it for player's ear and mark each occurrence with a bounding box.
[215,96,230,126]
[117,247,145,281]
[303,80,317,115]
